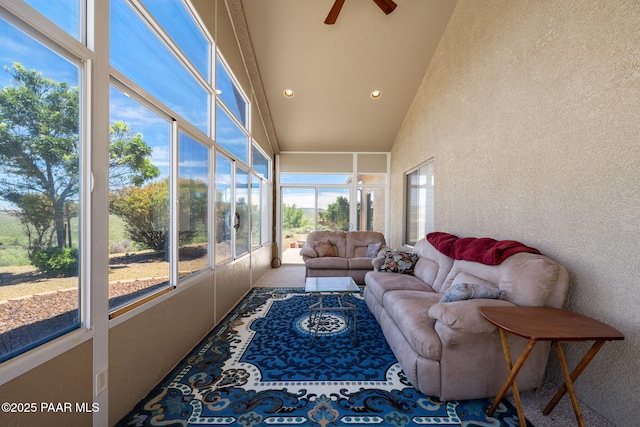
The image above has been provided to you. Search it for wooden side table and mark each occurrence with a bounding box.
[480,306,624,427]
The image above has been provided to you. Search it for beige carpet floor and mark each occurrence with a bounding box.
[253,264,614,427]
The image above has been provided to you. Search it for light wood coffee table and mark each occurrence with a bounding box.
[480,306,624,427]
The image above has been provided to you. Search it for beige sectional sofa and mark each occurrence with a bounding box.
[364,233,570,401]
[300,231,387,285]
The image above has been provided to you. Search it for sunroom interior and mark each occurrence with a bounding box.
[0,0,638,426]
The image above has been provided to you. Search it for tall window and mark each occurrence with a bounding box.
[215,154,232,264]
[405,161,434,246]
[235,168,250,255]
[0,14,83,361]
[178,132,209,279]
[108,85,171,313]
[250,174,261,248]
[0,0,269,363]
[357,174,386,233]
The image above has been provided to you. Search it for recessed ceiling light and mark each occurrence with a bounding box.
[283,89,295,98]
[370,90,382,99]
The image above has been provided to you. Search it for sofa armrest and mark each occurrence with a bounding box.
[299,244,317,260]
[372,254,385,271]
[377,245,390,257]
[428,299,516,334]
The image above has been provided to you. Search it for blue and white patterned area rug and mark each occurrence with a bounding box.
[116,287,531,426]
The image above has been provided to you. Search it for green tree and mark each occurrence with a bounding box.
[0,63,159,253]
[110,178,206,252]
[0,63,79,250]
[178,178,208,244]
[109,121,160,188]
[283,203,307,230]
[109,179,169,252]
[10,193,56,254]
[319,196,350,231]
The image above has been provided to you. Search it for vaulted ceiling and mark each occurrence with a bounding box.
[234,0,457,153]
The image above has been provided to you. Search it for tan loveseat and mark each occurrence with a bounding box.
[364,233,570,401]
[300,231,387,285]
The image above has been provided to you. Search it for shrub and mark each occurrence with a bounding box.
[109,239,134,254]
[31,247,78,277]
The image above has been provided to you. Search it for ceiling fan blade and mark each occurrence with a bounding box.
[325,0,346,24]
[372,0,397,15]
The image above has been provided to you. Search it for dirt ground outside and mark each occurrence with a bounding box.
[0,247,209,359]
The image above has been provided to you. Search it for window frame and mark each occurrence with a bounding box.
[0,0,93,363]
[404,160,435,247]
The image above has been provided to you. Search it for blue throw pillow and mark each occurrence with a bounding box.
[440,283,504,303]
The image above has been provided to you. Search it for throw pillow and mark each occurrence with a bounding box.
[365,242,382,258]
[378,249,418,274]
[313,240,338,257]
[440,283,505,303]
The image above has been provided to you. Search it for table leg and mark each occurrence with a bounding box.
[543,340,605,427]
[543,340,606,417]
[308,295,324,346]
[487,329,536,427]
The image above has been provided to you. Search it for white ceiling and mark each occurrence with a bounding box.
[238,0,457,153]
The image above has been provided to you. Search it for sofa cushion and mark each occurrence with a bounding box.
[314,240,338,257]
[413,239,455,291]
[429,298,515,334]
[378,250,418,274]
[348,257,376,270]
[365,271,434,306]
[441,254,566,307]
[383,290,443,360]
[439,283,504,303]
[305,256,349,270]
[346,231,386,258]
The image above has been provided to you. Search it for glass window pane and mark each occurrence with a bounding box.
[405,162,434,246]
[281,187,314,260]
[317,189,350,231]
[25,0,81,40]
[235,168,249,256]
[108,86,171,312]
[110,0,209,134]
[252,143,270,180]
[216,58,247,126]
[178,133,209,278]
[357,187,386,233]
[0,19,81,361]
[261,182,271,245]
[250,175,261,247]
[215,154,232,264]
[216,104,248,164]
[280,173,351,185]
[140,0,209,80]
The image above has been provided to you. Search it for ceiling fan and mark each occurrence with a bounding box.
[324,0,398,25]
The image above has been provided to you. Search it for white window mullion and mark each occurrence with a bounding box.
[171,121,179,286]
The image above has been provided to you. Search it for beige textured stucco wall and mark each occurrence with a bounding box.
[389,1,639,424]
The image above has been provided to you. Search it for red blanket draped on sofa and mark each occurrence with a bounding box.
[426,232,541,265]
